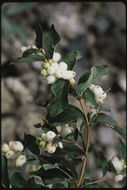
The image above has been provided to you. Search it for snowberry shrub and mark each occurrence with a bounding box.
[2,24,126,188]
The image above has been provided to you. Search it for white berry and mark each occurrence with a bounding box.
[55,68,64,78]
[46,131,56,143]
[41,133,47,141]
[47,66,55,75]
[6,150,14,159]
[62,71,76,80]
[46,75,56,84]
[43,62,50,69]
[69,78,75,86]
[9,141,15,150]
[56,126,62,133]
[12,141,24,152]
[58,62,68,70]
[53,52,61,62]
[46,143,56,153]
[61,125,73,138]
[114,174,124,182]
[58,142,63,149]
[51,62,59,71]
[2,143,10,153]
[15,155,26,167]
[41,69,47,76]
[111,157,124,173]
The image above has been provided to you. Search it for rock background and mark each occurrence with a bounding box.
[1,2,126,188]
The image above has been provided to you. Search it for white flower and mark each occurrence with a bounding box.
[114,174,124,182]
[55,68,65,78]
[41,69,47,76]
[2,143,10,153]
[12,141,24,152]
[93,86,104,97]
[51,62,59,71]
[9,141,15,150]
[46,75,56,84]
[62,71,76,80]
[6,150,14,159]
[41,133,47,141]
[111,157,124,173]
[20,46,27,53]
[56,126,62,133]
[46,131,56,143]
[43,62,50,69]
[60,125,73,138]
[46,143,56,153]
[69,78,75,86]
[58,62,68,70]
[15,155,26,167]
[47,66,55,75]
[58,142,63,149]
[53,52,61,62]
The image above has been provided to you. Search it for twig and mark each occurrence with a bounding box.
[62,139,84,153]
[85,174,117,186]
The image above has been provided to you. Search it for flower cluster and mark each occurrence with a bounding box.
[56,124,74,138]
[2,141,26,167]
[37,131,63,153]
[40,52,76,85]
[111,157,126,182]
[89,84,107,104]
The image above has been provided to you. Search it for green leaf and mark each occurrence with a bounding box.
[77,65,109,95]
[43,163,59,171]
[84,88,97,107]
[47,80,69,117]
[78,71,90,85]
[43,24,60,59]
[35,23,43,48]
[107,161,116,173]
[10,171,27,188]
[7,3,34,15]
[35,167,71,179]
[91,113,117,126]
[10,151,22,159]
[22,48,37,57]
[118,138,126,161]
[91,113,126,139]
[60,160,78,180]
[61,50,82,70]
[51,104,84,124]
[74,128,79,141]
[10,54,45,65]
[97,152,108,176]
[23,134,40,156]
[113,126,126,139]
[2,155,10,188]
[27,175,44,188]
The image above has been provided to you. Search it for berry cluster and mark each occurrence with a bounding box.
[111,157,126,182]
[37,131,63,153]
[20,45,76,85]
[2,141,26,167]
[40,52,76,84]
